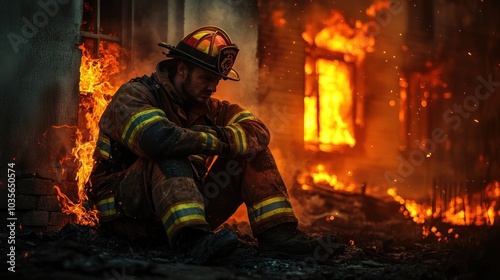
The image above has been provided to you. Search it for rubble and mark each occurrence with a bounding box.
[2,222,499,280]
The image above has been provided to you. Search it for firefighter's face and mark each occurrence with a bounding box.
[180,63,221,103]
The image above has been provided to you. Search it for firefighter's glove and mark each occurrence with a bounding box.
[192,126,228,156]
[191,125,218,137]
[191,125,229,142]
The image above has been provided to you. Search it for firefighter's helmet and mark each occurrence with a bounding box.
[158,26,240,81]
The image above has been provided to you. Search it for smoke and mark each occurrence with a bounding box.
[182,0,259,112]
[127,2,169,78]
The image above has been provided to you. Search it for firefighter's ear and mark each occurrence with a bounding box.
[177,61,188,77]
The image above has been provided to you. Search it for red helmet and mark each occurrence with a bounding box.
[158,26,240,81]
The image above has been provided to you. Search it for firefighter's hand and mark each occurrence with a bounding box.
[191,125,230,143]
[190,125,219,137]
[191,125,231,144]
[196,131,229,156]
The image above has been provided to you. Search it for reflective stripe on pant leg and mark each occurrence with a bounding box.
[95,196,118,220]
[160,201,207,236]
[247,195,295,230]
[152,158,210,244]
[240,147,298,235]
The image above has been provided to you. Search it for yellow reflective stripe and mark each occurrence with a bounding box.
[166,214,206,235]
[227,123,247,153]
[248,196,294,224]
[200,132,208,150]
[200,132,217,152]
[100,208,117,217]
[252,208,294,224]
[96,197,114,206]
[96,197,117,218]
[121,109,167,146]
[96,147,110,159]
[190,154,206,162]
[248,196,288,213]
[96,134,111,159]
[227,110,255,125]
[98,134,111,146]
[161,202,206,235]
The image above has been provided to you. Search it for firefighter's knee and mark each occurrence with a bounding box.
[157,157,194,178]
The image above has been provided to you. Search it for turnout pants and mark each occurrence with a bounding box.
[90,147,297,246]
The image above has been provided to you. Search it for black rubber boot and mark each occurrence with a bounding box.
[257,223,344,260]
[177,227,239,264]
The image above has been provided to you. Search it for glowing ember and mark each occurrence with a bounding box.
[54,41,123,226]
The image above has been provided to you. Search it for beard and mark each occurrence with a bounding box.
[181,72,199,103]
[181,72,211,104]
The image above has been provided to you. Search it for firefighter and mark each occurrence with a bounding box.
[86,26,343,263]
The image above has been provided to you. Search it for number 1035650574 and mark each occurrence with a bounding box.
[7,163,16,213]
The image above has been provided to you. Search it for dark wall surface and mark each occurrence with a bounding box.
[0,0,82,179]
[0,1,83,230]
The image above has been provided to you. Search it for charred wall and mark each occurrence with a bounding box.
[400,0,500,196]
[0,0,83,230]
[257,1,307,189]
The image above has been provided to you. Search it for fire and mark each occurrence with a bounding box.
[303,164,499,241]
[301,164,356,192]
[387,187,432,224]
[387,182,500,228]
[55,41,123,226]
[303,10,375,152]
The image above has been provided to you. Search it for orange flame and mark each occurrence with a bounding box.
[366,0,392,17]
[300,164,356,192]
[387,182,500,241]
[387,182,500,228]
[55,41,124,226]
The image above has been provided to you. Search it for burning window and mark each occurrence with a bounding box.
[302,11,374,153]
[81,0,130,56]
[304,54,356,152]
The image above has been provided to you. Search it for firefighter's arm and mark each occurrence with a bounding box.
[139,121,228,158]
[221,109,271,158]
[192,103,271,158]
[101,83,227,159]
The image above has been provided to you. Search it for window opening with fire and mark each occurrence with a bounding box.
[302,11,374,152]
[304,54,356,152]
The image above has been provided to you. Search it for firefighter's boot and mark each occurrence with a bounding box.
[177,227,239,264]
[256,223,344,260]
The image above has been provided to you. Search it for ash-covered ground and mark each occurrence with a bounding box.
[2,221,500,280]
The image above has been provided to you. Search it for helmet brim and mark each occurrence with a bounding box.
[158,42,240,81]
